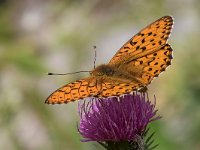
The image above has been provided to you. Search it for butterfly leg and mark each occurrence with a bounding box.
[138,86,148,93]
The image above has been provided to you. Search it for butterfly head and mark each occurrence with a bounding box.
[90,64,115,76]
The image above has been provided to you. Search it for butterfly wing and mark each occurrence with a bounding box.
[96,77,140,98]
[121,44,173,86]
[109,16,173,66]
[108,16,173,87]
[45,76,139,104]
[45,77,101,104]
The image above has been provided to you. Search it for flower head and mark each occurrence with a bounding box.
[78,93,160,142]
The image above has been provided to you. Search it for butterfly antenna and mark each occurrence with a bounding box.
[93,45,97,69]
[48,71,90,75]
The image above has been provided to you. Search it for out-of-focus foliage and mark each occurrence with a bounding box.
[0,0,200,150]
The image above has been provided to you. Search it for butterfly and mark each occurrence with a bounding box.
[46,16,173,104]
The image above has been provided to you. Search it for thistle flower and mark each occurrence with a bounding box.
[78,93,160,150]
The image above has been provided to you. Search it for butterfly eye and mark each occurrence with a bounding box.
[104,68,114,76]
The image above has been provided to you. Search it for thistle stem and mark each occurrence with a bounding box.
[106,141,133,150]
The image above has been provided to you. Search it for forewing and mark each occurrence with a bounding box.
[45,77,101,104]
[109,16,173,66]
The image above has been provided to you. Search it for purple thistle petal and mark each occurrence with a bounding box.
[78,93,160,142]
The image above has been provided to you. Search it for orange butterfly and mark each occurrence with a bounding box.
[46,16,173,104]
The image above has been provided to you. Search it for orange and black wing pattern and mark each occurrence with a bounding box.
[46,77,139,104]
[109,16,173,66]
[96,78,139,98]
[45,77,100,104]
[124,44,173,85]
[108,16,173,86]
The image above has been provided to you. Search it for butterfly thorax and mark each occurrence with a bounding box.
[90,64,115,76]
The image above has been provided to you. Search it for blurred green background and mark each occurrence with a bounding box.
[0,0,200,150]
